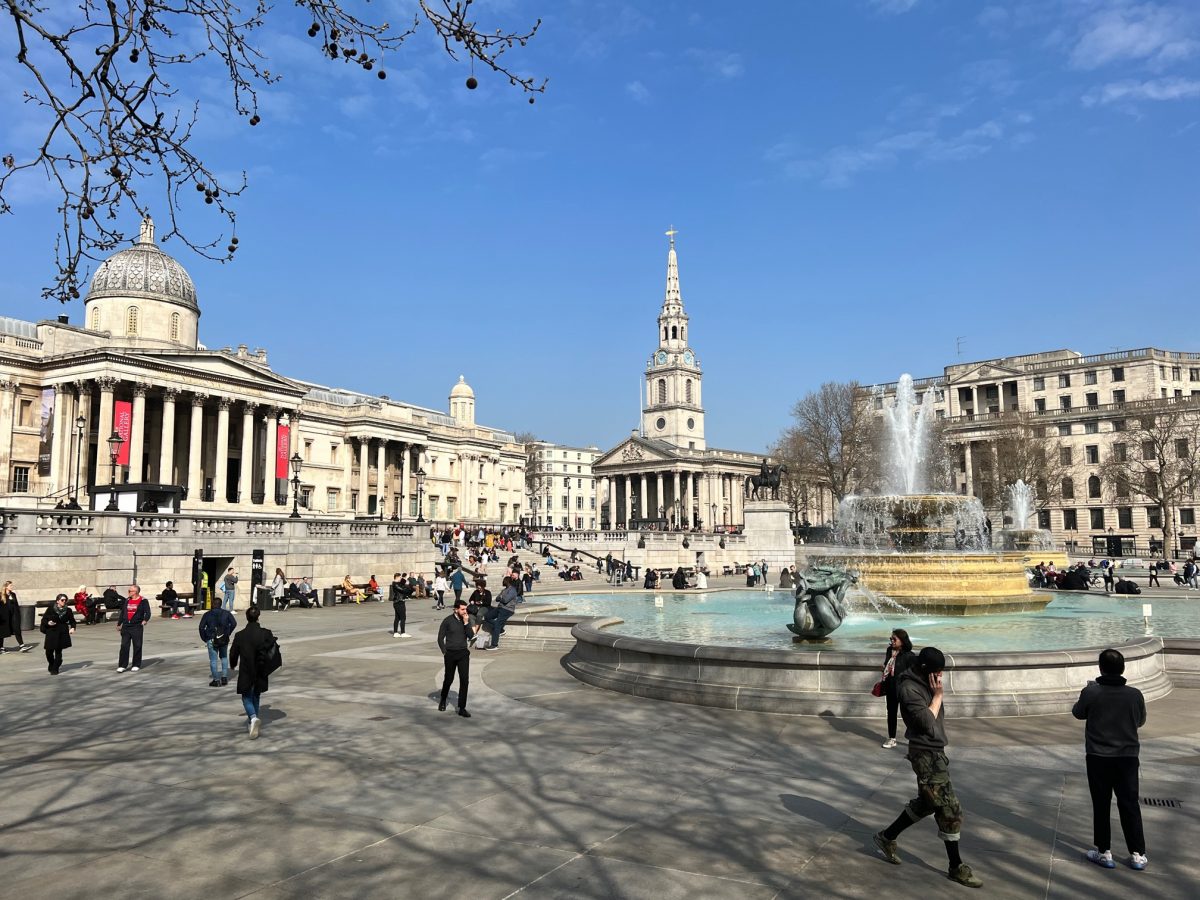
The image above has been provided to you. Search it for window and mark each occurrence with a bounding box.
[1182,508,1196,526]
[563,477,570,488]
[1147,507,1162,528]
[1118,507,1133,529]
[1060,395,1072,410]
[1086,445,1099,464]
[126,305,139,335]
[1058,424,1071,436]
[1037,510,1051,529]
[1175,389,1183,399]
[671,325,677,340]
[576,452,581,460]
[18,398,33,427]
[1032,425,1046,438]
[1033,377,1045,391]
[1176,439,1189,459]
[1160,365,1166,378]
[1059,374,1071,388]
[1085,421,1099,434]
[428,498,439,519]
[1034,398,1046,412]
[446,498,456,517]
[576,465,582,473]
[10,465,30,493]
[89,306,101,330]
[576,496,584,510]
[1113,389,1125,404]
[685,379,693,404]
[1061,477,1075,499]
[1172,366,1182,380]
[1115,473,1130,498]
[657,379,666,404]
[1113,442,1127,462]
[1113,418,1127,432]
[1111,367,1124,382]
[330,444,339,464]
[590,497,596,509]
[1059,447,1072,465]
[1085,392,1098,408]
[1087,475,1101,498]
[479,463,485,480]
[1090,508,1105,529]
[327,488,339,510]
[1063,509,1078,530]
[1142,441,1156,461]
[1191,368,1200,382]
[1085,371,1097,385]
[170,312,180,341]
[303,440,312,460]
[561,496,568,510]
[873,396,883,410]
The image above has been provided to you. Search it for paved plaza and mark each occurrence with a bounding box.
[2,600,1197,899]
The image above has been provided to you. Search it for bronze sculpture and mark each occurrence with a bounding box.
[746,463,787,501]
[786,564,858,640]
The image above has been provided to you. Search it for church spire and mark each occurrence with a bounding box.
[663,226,682,309]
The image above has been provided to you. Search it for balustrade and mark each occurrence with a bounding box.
[35,514,96,535]
[127,516,180,535]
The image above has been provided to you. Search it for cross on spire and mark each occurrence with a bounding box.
[665,225,678,246]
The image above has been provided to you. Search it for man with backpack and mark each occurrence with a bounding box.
[198,600,236,686]
[229,606,280,740]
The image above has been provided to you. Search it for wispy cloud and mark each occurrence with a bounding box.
[1083,76,1200,105]
[1070,3,1199,70]
[685,48,744,80]
[625,80,651,104]
[870,0,920,13]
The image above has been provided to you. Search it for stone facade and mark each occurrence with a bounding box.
[526,441,602,530]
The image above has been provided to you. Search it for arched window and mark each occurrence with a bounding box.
[1087,475,1101,499]
[682,326,686,341]
[89,306,100,330]
[657,379,666,404]
[685,379,693,404]
[170,312,180,341]
[126,306,139,336]
[671,325,678,340]
[663,326,668,341]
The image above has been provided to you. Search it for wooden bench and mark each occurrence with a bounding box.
[332,582,375,604]
[156,590,197,618]
[35,597,121,623]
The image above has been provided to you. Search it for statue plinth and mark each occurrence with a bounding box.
[742,500,794,572]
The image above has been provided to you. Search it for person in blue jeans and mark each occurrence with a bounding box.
[484,576,523,649]
[229,606,274,740]
[449,566,469,604]
[198,602,236,686]
[219,568,238,611]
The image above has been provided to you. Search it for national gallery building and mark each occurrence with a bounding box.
[0,218,526,522]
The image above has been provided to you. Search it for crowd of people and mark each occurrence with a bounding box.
[1029,557,1200,594]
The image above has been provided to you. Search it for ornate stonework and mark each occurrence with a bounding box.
[621,443,645,462]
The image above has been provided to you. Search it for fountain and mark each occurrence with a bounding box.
[995,479,1055,552]
[809,375,1050,615]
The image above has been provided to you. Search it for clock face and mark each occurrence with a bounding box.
[655,351,667,366]
[683,350,695,365]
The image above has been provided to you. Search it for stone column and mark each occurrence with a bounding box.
[623,474,632,528]
[375,439,387,516]
[683,471,692,528]
[599,476,609,527]
[213,397,231,503]
[637,473,647,521]
[70,380,91,497]
[238,402,255,502]
[188,393,207,500]
[0,380,17,492]
[357,437,370,514]
[48,383,70,493]
[963,442,974,497]
[263,408,278,505]
[125,383,147,484]
[96,377,117,487]
[400,443,411,519]
[673,470,682,526]
[158,389,178,485]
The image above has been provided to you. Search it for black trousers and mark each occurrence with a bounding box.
[1148,571,1159,586]
[45,646,63,670]
[1086,754,1144,854]
[885,685,900,739]
[118,624,144,668]
[439,649,470,709]
[392,602,406,633]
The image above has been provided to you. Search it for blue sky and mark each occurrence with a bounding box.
[1,0,1198,453]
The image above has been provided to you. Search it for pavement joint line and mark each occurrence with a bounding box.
[1043,775,1068,900]
[511,687,588,700]
[267,824,421,889]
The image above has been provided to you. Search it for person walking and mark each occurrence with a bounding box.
[1147,562,1160,588]
[880,629,916,749]
[39,593,76,674]
[199,600,237,686]
[1072,648,1149,871]
[229,605,276,740]
[116,583,151,673]
[436,598,476,717]
[0,581,35,653]
[872,646,983,888]
[432,571,448,610]
[219,567,238,611]
[449,566,469,605]
[485,576,523,650]
[390,572,412,638]
[1102,564,1115,595]
[271,568,287,611]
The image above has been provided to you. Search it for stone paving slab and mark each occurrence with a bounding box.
[0,603,1196,899]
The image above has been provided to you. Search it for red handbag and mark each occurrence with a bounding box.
[871,681,884,697]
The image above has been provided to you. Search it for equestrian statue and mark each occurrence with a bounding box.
[786,564,858,641]
[746,461,787,501]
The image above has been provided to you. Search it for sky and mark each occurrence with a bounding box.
[1,0,1198,454]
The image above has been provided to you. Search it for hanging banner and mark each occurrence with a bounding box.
[275,423,290,480]
[113,400,133,465]
[37,388,55,476]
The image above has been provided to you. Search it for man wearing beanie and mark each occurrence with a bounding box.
[873,646,982,888]
[1072,648,1148,871]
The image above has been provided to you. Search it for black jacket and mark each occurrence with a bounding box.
[389,581,411,604]
[198,608,236,644]
[0,594,20,639]
[898,667,948,752]
[1072,674,1146,757]
[229,621,273,695]
[40,605,76,651]
[120,597,152,628]
[437,613,474,653]
[882,648,916,695]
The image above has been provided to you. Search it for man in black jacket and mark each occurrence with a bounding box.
[436,599,476,717]
[199,602,237,686]
[116,584,152,673]
[873,647,982,889]
[229,606,275,740]
[1072,648,1148,870]
[390,572,413,638]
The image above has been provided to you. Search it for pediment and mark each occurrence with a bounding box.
[951,362,1021,384]
[594,436,677,468]
[127,350,303,395]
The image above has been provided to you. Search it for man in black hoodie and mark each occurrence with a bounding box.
[1072,648,1148,871]
[872,646,982,889]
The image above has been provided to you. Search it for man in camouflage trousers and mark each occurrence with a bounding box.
[872,646,983,889]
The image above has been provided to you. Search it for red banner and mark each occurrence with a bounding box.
[113,400,133,465]
[276,423,290,480]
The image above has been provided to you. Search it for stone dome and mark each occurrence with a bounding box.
[86,217,197,312]
[450,375,475,399]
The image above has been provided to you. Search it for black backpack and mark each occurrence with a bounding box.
[255,630,282,676]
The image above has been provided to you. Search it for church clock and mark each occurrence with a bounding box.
[683,350,695,366]
[655,350,667,366]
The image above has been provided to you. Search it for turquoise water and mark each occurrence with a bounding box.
[547,589,1195,652]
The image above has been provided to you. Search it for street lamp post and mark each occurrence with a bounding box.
[711,503,717,533]
[289,452,303,518]
[73,414,85,502]
[531,495,539,528]
[415,467,427,522]
[566,480,571,531]
[105,430,124,511]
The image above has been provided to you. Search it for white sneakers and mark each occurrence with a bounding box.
[248,717,261,740]
[116,666,125,673]
[393,632,401,638]
[1130,852,1148,870]
[1087,849,1116,869]
[130,666,139,672]
[882,738,897,749]
[399,632,411,638]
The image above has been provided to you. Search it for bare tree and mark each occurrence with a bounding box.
[1100,399,1200,554]
[770,429,823,524]
[2,0,545,301]
[970,413,1070,519]
[787,381,877,504]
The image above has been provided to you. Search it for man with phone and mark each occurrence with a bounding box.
[872,646,982,889]
[436,598,477,718]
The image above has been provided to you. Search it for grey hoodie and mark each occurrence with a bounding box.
[898,667,948,752]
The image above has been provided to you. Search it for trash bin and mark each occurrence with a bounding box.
[255,585,273,610]
[322,586,336,607]
[20,603,35,633]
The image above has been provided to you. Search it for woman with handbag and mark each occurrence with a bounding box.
[40,593,77,674]
[880,628,915,749]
